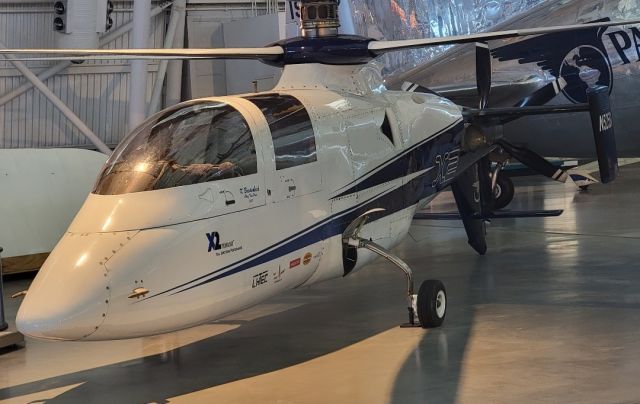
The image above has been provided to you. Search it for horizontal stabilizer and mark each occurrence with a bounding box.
[487,209,563,219]
[414,212,466,221]
[464,104,589,122]
[414,209,563,221]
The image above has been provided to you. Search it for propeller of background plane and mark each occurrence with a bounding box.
[471,38,618,184]
[472,41,570,185]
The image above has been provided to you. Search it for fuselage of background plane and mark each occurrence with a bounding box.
[391,0,640,158]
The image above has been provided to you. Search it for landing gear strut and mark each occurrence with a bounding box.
[342,210,447,328]
[493,172,514,210]
[490,159,515,210]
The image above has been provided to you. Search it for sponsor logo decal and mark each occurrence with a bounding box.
[206,232,221,252]
[273,265,285,283]
[252,271,269,288]
[206,232,242,256]
[303,252,313,265]
[239,185,260,202]
[289,258,301,269]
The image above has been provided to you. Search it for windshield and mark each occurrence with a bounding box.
[93,101,257,195]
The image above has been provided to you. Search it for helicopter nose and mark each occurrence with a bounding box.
[16,231,136,340]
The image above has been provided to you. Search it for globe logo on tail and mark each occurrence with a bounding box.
[559,45,613,103]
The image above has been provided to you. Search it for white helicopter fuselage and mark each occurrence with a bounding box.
[17,64,470,340]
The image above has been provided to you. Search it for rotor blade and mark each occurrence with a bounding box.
[498,140,568,183]
[476,42,491,109]
[513,78,567,108]
[368,19,640,55]
[0,46,284,61]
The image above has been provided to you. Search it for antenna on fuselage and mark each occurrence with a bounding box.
[299,0,340,37]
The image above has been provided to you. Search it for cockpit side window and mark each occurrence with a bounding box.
[93,101,257,195]
[244,94,317,170]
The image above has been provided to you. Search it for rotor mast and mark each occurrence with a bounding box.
[299,0,340,38]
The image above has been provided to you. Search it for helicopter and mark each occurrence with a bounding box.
[2,0,632,341]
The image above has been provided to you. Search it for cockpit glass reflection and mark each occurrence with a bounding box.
[93,101,257,195]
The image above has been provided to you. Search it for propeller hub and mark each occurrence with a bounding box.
[299,0,341,38]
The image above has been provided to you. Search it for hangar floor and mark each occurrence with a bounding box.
[1,165,640,404]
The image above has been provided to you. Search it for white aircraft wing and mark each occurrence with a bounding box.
[368,19,640,54]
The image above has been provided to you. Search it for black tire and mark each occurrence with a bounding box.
[493,173,514,210]
[417,279,446,328]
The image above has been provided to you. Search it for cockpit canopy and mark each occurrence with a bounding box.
[93,101,257,195]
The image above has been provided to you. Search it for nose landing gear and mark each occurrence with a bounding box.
[342,210,447,328]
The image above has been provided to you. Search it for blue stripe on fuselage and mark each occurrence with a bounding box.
[145,120,474,299]
[333,120,464,198]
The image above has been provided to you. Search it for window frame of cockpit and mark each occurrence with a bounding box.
[243,93,318,171]
[92,99,264,196]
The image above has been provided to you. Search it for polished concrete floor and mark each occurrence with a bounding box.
[1,166,640,403]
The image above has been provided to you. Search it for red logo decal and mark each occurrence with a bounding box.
[289,258,301,268]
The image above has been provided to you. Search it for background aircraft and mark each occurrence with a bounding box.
[389,0,640,205]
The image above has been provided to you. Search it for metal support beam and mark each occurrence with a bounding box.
[165,0,186,107]
[129,0,152,131]
[0,62,71,108]
[338,0,356,35]
[0,3,171,109]
[0,41,111,154]
[148,0,186,115]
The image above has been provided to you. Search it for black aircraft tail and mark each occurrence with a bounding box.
[587,85,618,183]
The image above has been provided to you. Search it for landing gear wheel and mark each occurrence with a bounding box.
[493,173,514,210]
[417,280,446,328]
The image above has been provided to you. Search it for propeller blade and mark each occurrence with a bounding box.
[476,42,492,109]
[586,86,618,183]
[368,18,640,55]
[498,140,568,183]
[0,46,284,61]
[477,156,494,215]
[513,78,567,108]
[450,162,487,255]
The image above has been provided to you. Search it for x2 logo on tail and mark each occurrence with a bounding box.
[206,232,222,252]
